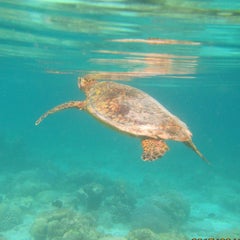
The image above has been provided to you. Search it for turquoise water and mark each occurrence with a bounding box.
[0,1,240,239]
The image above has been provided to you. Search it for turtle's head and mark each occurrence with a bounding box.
[78,75,96,93]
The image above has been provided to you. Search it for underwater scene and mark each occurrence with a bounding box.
[0,0,240,239]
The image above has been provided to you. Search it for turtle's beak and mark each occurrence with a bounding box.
[78,75,96,93]
[78,77,85,89]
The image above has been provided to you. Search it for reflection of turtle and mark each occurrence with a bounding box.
[36,76,208,163]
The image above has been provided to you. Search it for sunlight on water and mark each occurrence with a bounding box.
[0,0,239,77]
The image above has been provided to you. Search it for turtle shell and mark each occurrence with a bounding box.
[85,81,192,141]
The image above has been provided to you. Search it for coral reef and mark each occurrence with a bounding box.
[14,180,50,198]
[0,203,22,231]
[77,182,105,210]
[64,171,115,192]
[102,181,136,223]
[131,191,190,233]
[30,208,103,240]
[68,172,136,224]
[36,190,61,205]
[154,191,190,224]
[216,228,240,239]
[99,237,126,240]
[127,228,188,240]
[4,170,51,199]
[17,196,34,212]
[127,228,158,240]
[131,203,172,232]
[89,180,136,224]
[156,232,188,240]
[52,199,63,208]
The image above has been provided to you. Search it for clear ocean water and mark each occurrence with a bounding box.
[0,1,240,240]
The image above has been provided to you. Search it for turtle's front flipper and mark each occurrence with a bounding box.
[141,138,169,161]
[35,101,85,126]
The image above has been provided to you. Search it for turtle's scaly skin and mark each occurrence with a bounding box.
[35,76,208,163]
[142,139,169,161]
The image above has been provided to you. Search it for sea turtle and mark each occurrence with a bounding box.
[35,75,208,163]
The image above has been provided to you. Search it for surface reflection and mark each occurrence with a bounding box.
[90,47,198,80]
[0,0,239,76]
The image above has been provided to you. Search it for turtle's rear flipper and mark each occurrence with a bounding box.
[184,140,210,164]
[141,139,169,161]
[35,101,85,126]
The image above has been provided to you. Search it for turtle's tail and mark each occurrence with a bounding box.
[185,140,210,164]
[35,101,84,126]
